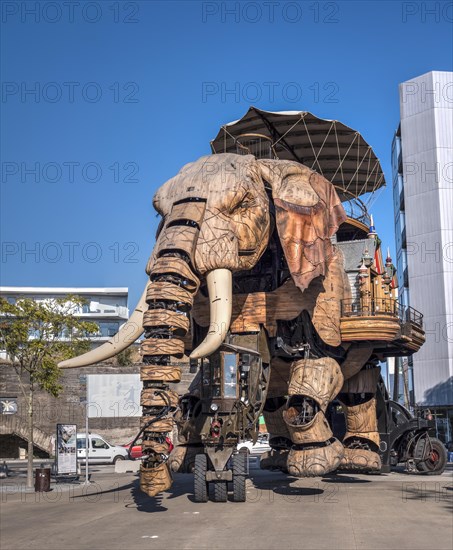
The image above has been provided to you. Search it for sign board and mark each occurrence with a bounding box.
[86,374,141,418]
[0,397,18,415]
[56,424,77,475]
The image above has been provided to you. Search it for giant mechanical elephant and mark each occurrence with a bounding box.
[60,153,383,497]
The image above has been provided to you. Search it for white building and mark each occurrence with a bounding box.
[392,71,452,439]
[0,286,129,345]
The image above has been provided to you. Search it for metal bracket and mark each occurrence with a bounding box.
[206,470,233,481]
[276,337,310,356]
[205,445,234,474]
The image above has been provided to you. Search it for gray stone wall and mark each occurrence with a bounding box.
[0,357,196,457]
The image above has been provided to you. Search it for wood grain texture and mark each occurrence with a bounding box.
[140,365,182,383]
[149,256,200,293]
[140,388,179,408]
[146,282,193,309]
[142,309,190,336]
[193,278,319,337]
[142,440,171,454]
[166,201,206,227]
[141,338,185,357]
[155,225,199,260]
[152,154,270,275]
[193,250,350,347]
[140,417,174,432]
[288,357,343,410]
[140,463,172,497]
[259,159,347,291]
[283,410,332,444]
[287,438,344,477]
[340,448,381,472]
[340,316,401,341]
[311,249,351,346]
[343,398,378,433]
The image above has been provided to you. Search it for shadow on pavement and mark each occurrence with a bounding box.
[321,472,373,483]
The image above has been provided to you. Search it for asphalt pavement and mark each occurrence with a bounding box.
[1,461,452,550]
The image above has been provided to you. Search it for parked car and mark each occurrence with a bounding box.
[76,433,129,464]
[123,437,174,459]
[237,433,271,455]
[123,439,143,459]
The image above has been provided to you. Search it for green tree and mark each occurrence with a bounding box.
[0,296,98,489]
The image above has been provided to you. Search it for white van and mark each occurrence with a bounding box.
[76,433,129,464]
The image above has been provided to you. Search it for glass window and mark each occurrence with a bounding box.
[97,322,120,337]
[223,352,237,398]
[77,438,86,449]
[91,437,109,449]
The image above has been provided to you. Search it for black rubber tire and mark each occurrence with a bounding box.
[194,454,209,502]
[415,436,447,475]
[113,455,125,464]
[232,451,247,502]
[212,481,228,502]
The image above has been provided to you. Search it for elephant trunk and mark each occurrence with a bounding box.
[138,252,199,495]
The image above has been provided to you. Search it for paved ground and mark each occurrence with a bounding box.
[1,461,452,550]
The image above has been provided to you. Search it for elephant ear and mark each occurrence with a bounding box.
[258,159,347,291]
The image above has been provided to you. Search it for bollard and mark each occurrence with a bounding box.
[34,468,51,492]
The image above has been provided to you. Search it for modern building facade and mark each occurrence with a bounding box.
[392,70,453,441]
[0,286,129,348]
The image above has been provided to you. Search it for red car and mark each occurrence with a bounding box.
[123,437,174,459]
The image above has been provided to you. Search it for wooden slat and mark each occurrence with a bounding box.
[140,388,179,408]
[142,309,190,336]
[150,256,199,293]
[340,316,400,342]
[140,417,174,432]
[140,365,182,383]
[141,338,185,357]
[156,225,198,259]
[167,201,206,226]
[146,282,193,309]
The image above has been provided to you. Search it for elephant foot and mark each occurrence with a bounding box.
[339,445,381,473]
[140,461,172,497]
[168,444,203,473]
[260,449,289,472]
[287,438,344,477]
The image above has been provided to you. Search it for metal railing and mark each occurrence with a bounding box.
[341,299,423,328]
[404,306,424,327]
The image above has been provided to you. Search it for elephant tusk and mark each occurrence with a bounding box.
[190,269,232,360]
[57,286,148,368]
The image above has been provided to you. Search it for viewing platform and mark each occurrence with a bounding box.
[340,298,425,356]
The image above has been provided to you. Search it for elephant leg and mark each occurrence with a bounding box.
[284,357,344,477]
[338,366,381,472]
[140,256,199,496]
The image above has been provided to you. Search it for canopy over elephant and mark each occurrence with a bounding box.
[59,151,423,500]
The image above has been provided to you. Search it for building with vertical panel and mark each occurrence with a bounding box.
[0,287,129,348]
[392,71,453,442]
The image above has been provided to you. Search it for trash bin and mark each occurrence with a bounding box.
[34,468,51,492]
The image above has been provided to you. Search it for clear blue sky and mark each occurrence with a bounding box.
[1,1,452,309]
